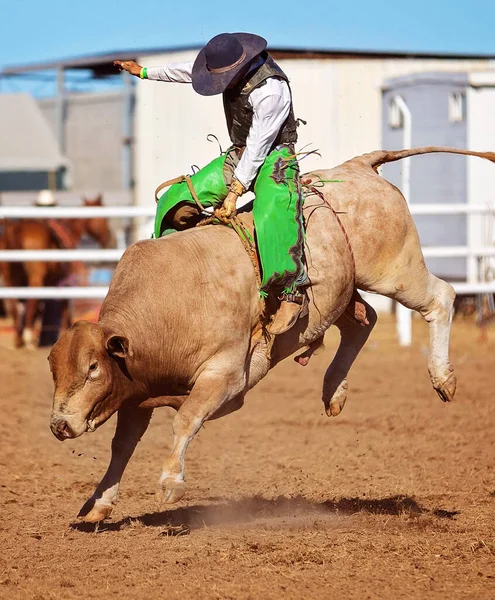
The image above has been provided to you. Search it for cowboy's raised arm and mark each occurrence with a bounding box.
[114,60,193,83]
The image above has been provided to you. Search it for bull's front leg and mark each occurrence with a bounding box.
[323,296,377,416]
[78,405,153,523]
[158,366,246,504]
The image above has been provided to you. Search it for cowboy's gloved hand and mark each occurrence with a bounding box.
[216,191,238,221]
[214,179,246,221]
[113,60,142,76]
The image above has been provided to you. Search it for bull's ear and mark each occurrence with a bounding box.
[105,335,130,358]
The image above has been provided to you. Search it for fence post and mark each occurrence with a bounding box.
[392,95,413,346]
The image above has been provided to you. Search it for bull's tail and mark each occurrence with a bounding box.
[356,146,495,171]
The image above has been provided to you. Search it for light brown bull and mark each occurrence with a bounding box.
[48,146,495,523]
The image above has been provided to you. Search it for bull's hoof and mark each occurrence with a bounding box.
[158,478,187,505]
[324,380,348,417]
[434,372,457,403]
[294,354,310,367]
[78,503,113,523]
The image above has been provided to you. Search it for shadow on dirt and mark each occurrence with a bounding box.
[71,494,460,533]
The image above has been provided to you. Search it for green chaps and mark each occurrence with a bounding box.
[154,146,305,295]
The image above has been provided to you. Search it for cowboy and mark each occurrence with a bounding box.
[35,189,57,207]
[115,32,308,334]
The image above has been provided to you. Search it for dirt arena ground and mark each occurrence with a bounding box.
[0,314,493,599]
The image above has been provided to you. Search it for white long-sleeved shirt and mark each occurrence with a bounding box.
[146,61,292,189]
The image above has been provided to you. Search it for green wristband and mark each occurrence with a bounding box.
[139,67,148,79]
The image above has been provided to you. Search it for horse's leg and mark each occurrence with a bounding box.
[158,362,246,504]
[9,299,24,348]
[322,296,377,416]
[23,262,48,349]
[364,265,456,403]
[78,405,154,523]
[23,299,39,349]
[60,299,73,331]
[1,263,24,348]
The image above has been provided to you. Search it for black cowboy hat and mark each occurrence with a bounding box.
[192,32,267,96]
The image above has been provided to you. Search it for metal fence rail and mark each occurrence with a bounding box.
[1,281,494,300]
[0,249,124,262]
[2,246,495,262]
[1,205,494,348]
[0,287,109,299]
[0,206,155,218]
[1,204,494,218]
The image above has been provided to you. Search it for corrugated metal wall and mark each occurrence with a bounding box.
[382,73,468,280]
[39,91,126,192]
[467,76,495,282]
[333,58,493,166]
[134,52,492,211]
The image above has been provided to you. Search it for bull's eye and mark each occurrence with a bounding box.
[87,361,99,381]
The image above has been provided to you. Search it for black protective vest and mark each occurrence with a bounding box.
[223,54,298,148]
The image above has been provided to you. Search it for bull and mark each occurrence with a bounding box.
[48,146,495,522]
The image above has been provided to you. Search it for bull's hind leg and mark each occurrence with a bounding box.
[424,279,457,402]
[158,360,246,504]
[295,336,324,366]
[405,273,456,402]
[368,267,456,403]
[78,405,153,523]
[323,296,377,416]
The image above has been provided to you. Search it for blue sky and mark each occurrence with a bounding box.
[1,0,494,74]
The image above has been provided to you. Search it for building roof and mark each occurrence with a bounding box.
[469,71,495,87]
[0,93,67,171]
[382,72,470,90]
[3,45,495,77]
[383,70,495,90]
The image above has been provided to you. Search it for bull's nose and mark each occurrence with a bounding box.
[50,418,73,441]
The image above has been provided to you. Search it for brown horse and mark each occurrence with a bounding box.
[0,196,114,348]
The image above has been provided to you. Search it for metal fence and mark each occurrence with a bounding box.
[1,204,494,344]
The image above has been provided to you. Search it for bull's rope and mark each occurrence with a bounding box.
[154,175,204,213]
[303,181,356,283]
[196,210,268,337]
[154,175,263,289]
[154,172,354,291]
[197,213,263,290]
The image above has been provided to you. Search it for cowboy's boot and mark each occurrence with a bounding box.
[266,291,309,335]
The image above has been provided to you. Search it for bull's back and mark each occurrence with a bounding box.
[101,228,260,367]
[305,163,422,290]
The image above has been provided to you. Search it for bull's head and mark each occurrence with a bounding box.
[49,320,131,440]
